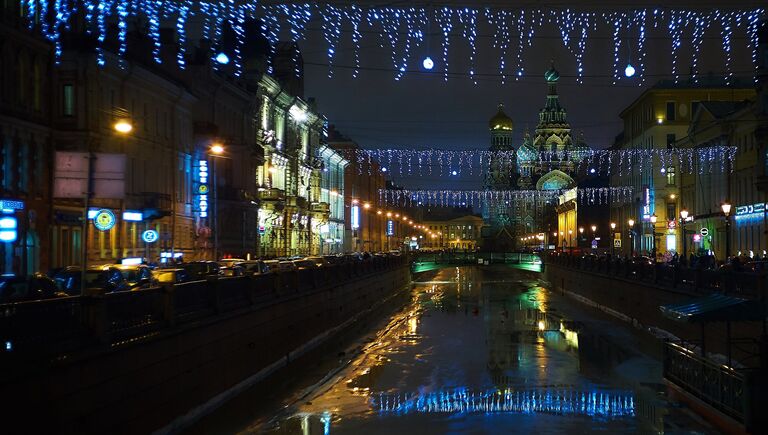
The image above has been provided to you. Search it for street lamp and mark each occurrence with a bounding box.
[610,222,616,257]
[208,143,228,260]
[590,225,597,251]
[568,229,573,254]
[722,201,732,259]
[650,213,658,262]
[114,119,133,134]
[628,219,635,257]
[680,209,689,259]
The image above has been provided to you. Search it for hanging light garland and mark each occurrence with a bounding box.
[379,187,634,208]
[347,146,736,177]
[25,2,764,84]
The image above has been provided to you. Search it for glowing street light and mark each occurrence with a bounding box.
[114,119,133,134]
[210,143,225,154]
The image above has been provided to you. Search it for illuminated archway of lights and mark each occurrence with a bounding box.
[27,2,763,84]
[373,387,635,418]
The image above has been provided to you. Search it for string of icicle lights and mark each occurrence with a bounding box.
[25,2,764,83]
[373,388,636,418]
[349,146,737,177]
[378,188,634,208]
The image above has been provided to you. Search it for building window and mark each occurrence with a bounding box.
[666,102,676,121]
[666,203,676,221]
[666,166,676,185]
[666,133,676,148]
[62,84,74,116]
[691,101,700,117]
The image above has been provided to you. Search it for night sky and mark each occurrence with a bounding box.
[289,0,763,188]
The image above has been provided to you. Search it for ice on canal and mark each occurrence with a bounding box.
[253,266,701,434]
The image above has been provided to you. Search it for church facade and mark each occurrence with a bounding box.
[483,64,589,250]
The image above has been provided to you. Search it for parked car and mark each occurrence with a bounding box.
[293,259,317,270]
[115,264,157,290]
[237,260,272,276]
[304,256,328,267]
[276,261,298,272]
[0,273,66,303]
[52,266,130,295]
[218,258,246,267]
[323,255,343,265]
[263,260,281,272]
[153,268,191,284]
[180,261,221,281]
[220,265,245,277]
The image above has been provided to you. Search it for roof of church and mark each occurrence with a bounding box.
[489,103,514,131]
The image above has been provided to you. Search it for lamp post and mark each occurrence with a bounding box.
[650,214,658,262]
[610,222,616,257]
[722,202,732,259]
[568,229,573,254]
[209,143,226,260]
[578,227,584,249]
[628,219,635,257]
[680,209,689,260]
[590,225,597,251]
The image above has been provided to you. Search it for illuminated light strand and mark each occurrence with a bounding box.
[320,5,343,79]
[351,146,736,177]
[379,188,635,208]
[20,3,765,81]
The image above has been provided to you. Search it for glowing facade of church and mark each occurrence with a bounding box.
[483,64,590,249]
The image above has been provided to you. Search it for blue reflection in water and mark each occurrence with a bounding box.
[373,387,634,419]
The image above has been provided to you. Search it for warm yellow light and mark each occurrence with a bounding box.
[395,214,400,218]
[538,321,545,331]
[210,143,225,154]
[268,166,277,174]
[628,219,635,227]
[386,212,392,217]
[568,230,573,235]
[579,227,584,234]
[610,222,616,230]
[330,190,338,196]
[363,203,371,209]
[553,232,557,237]
[591,225,597,232]
[670,194,676,199]
[114,119,133,133]
[656,117,664,125]
[680,209,689,220]
[721,202,732,216]
[377,210,383,215]
[352,199,359,204]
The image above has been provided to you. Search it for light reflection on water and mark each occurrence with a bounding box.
[260,267,651,434]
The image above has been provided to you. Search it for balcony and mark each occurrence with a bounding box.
[258,188,286,202]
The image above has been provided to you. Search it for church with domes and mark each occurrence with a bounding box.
[483,63,590,250]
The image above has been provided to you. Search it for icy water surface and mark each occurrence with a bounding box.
[189,266,717,434]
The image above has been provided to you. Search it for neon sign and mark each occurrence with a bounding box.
[351,205,360,230]
[642,186,653,220]
[734,203,765,223]
[0,216,18,242]
[93,209,116,231]
[198,160,209,218]
[142,229,159,243]
[387,220,394,236]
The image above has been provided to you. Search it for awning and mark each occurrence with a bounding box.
[660,294,765,323]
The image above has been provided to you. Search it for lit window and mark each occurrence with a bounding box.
[666,166,676,185]
[62,84,74,116]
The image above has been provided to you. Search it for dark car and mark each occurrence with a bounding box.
[52,266,130,295]
[153,268,191,284]
[115,264,157,290]
[0,273,66,303]
[236,260,271,276]
[180,261,221,281]
[220,265,245,277]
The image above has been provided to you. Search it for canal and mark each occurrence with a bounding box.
[185,266,718,434]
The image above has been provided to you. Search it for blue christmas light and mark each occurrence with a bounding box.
[624,63,636,77]
[215,52,230,64]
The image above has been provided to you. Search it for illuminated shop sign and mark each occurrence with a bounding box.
[734,203,765,222]
[93,209,116,231]
[142,229,159,243]
[0,199,24,213]
[351,205,360,230]
[198,160,209,218]
[123,211,143,222]
[0,216,18,242]
[642,186,653,220]
[387,220,394,236]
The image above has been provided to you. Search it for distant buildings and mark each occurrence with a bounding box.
[610,78,757,258]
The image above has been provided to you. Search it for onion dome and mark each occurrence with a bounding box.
[489,103,514,131]
[544,62,560,82]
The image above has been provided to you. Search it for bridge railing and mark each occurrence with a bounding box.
[0,255,407,371]
[546,253,765,299]
[412,252,541,265]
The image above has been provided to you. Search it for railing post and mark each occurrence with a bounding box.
[162,284,176,327]
[207,276,222,313]
[85,295,110,345]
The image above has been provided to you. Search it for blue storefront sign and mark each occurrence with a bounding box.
[142,229,159,243]
[0,216,18,243]
[93,209,116,231]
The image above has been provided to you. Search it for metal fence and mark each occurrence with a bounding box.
[412,252,541,265]
[546,254,765,299]
[663,340,748,422]
[0,255,406,374]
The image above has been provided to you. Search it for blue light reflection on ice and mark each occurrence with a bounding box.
[373,388,635,419]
